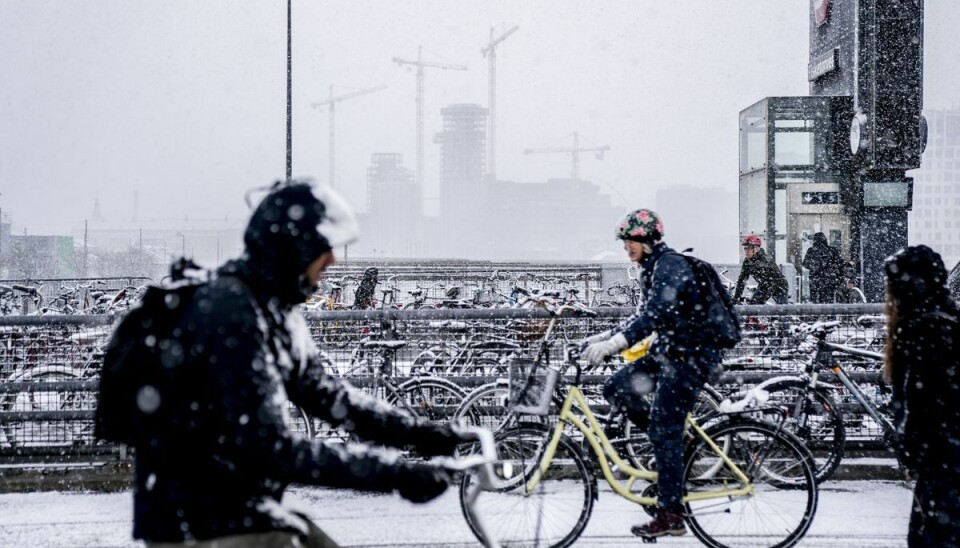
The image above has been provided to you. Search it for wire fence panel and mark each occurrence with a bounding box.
[0,304,890,461]
[311,264,604,309]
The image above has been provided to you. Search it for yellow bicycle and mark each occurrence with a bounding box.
[459,342,819,548]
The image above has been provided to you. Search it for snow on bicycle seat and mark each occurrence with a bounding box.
[360,340,407,350]
[794,320,840,335]
[428,320,469,331]
[69,328,107,345]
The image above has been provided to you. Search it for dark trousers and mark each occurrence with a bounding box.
[809,282,836,304]
[602,353,714,512]
[749,286,789,305]
[909,474,960,547]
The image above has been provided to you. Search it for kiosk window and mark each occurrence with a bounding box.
[863,182,910,207]
[775,132,813,166]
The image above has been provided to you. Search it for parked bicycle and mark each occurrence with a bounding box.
[725,319,894,483]
[307,328,466,444]
[412,320,520,376]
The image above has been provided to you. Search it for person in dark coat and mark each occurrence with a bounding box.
[132,181,469,547]
[582,208,722,539]
[352,266,379,309]
[884,244,960,547]
[948,258,960,305]
[733,235,789,304]
[803,232,844,303]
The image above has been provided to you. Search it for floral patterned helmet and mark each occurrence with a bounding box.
[615,209,664,243]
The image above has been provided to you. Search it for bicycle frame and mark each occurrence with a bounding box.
[525,383,754,506]
[817,340,894,435]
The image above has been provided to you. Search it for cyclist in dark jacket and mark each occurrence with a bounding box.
[733,235,789,304]
[132,181,468,547]
[884,245,960,547]
[802,232,844,303]
[582,209,722,539]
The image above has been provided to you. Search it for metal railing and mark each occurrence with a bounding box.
[0,303,888,461]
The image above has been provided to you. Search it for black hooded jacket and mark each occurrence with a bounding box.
[802,233,843,291]
[886,246,960,479]
[132,183,454,542]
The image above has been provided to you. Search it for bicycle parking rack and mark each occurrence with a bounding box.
[0,303,895,490]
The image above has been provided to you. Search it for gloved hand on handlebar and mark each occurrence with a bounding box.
[408,421,473,458]
[393,462,452,504]
[581,330,612,346]
[584,333,628,366]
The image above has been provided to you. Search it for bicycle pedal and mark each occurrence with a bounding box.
[641,536,658,544]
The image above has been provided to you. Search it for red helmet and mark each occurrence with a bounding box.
[741,235,762,248]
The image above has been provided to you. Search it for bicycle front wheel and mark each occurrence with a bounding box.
[459,425,596,548]
[285,403,314,439]
[683,419,818,548]
[453,381,513,432]
[388,377,465,424]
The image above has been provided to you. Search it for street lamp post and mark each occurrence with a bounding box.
[285,0,292,181]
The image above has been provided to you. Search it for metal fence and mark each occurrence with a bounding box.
[313,263,604,309]
[0,304,889,465]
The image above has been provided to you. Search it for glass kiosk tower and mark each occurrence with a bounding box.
[739,0,924,302]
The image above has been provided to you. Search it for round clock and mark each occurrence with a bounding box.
[849,112,868,155]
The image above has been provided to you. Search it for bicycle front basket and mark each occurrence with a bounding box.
[508,358,558,416]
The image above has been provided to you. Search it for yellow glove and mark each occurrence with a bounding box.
[620,334,656,362]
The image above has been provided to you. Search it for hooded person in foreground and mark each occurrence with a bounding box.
[884,245,960,548]
[132,180,469,547]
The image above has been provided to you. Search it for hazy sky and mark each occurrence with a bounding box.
[3,1,960,236]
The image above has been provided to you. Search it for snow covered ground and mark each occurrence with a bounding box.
[0,480,912,547]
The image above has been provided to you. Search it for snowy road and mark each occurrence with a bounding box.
[0,480,912,547]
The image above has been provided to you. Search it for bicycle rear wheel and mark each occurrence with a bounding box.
[1,366,90,447]
[760,379,845,483]
[459,425,596,548]
[683,419,818,548]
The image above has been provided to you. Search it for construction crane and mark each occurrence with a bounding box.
[392,46,467,190]
[481,24,519,181]
[523,132,611,180]
[311,85,387,188]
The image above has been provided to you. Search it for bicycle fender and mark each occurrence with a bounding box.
[6,365,84,383]
[756,376,837,392]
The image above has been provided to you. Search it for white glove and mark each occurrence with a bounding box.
[584,333,628,366]
[581,330,612,346]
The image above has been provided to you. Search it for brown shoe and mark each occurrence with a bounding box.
[631,509,687,538]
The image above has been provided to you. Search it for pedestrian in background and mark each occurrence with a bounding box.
[733,235,789,304]
[353,266,379,309]
[803,232,844,303]
[884,244,960,547]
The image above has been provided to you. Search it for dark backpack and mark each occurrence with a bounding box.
[672,252,743,349]
[94,259,210,445]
